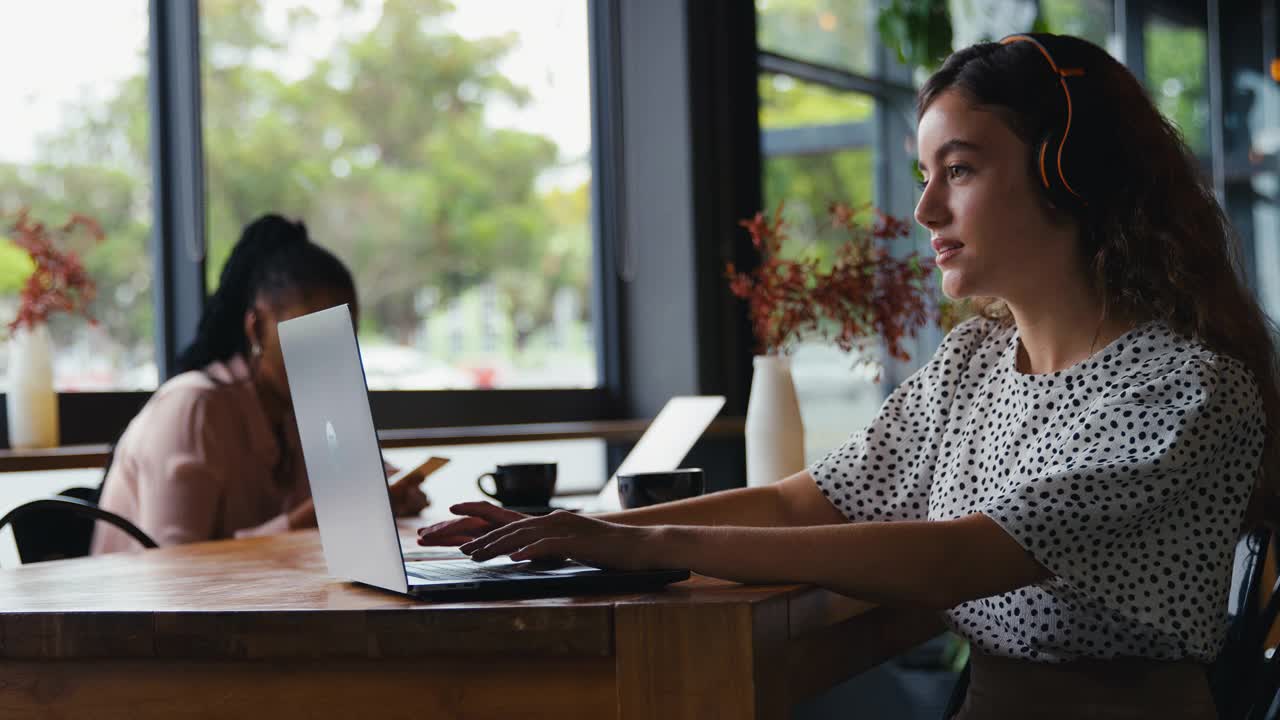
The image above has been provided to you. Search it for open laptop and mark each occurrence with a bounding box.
[278,304,691,601]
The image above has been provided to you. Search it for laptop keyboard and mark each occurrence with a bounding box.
[404,558,597,582]
[401,546,467,562]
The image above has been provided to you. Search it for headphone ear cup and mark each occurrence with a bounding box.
[1034,136,1054,192]
[1033,132,1081,212]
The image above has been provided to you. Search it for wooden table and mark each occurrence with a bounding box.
[0,526,940,719]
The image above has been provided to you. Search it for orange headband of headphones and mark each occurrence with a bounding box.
[1000,34,1087,204]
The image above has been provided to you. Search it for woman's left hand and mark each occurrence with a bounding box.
[460,511,665,571]
[385,465,431,517]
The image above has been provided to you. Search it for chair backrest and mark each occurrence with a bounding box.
[940,530,1280,720]
[12,487,103,563]
[942,660,970,719]
[1211,528,1280,720]
[0,487,156,564]
[20,437,127,563]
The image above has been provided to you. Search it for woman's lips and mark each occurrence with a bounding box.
[935,247,962,266]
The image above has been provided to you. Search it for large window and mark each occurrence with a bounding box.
[0,0,610,446]
[199,0,596,391]
[0,2,155,391]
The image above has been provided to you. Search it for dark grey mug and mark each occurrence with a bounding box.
[477,462,558,508]
[617,468,704,510]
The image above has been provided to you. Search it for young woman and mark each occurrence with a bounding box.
[417,34,1277,718]
[93,214,429,554]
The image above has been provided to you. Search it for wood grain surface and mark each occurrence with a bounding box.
[0,522,930,718]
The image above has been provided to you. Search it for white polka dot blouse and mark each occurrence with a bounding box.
[809,317,1267,662]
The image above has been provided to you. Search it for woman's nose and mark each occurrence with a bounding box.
[914,180,949,229]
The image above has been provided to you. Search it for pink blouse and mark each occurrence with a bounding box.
[91,356,310,554]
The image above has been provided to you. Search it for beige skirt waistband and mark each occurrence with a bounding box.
[952,651,1218,720]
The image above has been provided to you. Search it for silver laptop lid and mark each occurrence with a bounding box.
[278,304,408,594]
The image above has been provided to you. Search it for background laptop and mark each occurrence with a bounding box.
[278,304,689,600]
[590,395,725,511]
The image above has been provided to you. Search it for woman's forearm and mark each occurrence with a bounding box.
[654,523,948,607]
[594,484,792,528]
[594,470,843,529]
[652,515,1048,609]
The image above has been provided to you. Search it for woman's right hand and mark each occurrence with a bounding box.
[416,502,528,546]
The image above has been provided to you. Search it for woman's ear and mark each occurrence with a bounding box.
[243,307,263,357]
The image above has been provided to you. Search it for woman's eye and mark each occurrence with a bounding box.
[916,165,969,189]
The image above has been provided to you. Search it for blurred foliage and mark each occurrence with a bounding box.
[199,0,587,346]
[1144,16,1208,155]
[756,0,877,76]
[759,75,876,129]
[0,238,34,295]
[1039,0,1111,46]
[876,0,952,71]
[873,0,1116,76]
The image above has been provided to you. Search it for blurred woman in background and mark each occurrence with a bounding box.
[93,214,428,553]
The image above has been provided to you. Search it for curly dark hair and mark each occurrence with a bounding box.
[918,33,1280,527]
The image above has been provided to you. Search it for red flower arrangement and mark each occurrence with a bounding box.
[6,209,103,333]
[725,201,942,362]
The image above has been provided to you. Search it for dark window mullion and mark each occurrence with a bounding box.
[1206,0,1225,203]
[761,121,875,157]
[1114,0,1148,83]
[149,0,207,382]
[587,0,627,412]
[759,51,915,100]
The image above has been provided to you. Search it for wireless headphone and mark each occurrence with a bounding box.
[999,34,1088,207]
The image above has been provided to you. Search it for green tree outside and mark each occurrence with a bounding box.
[0,0,595,388]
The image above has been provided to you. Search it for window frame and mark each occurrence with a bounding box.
[0,0,624,447]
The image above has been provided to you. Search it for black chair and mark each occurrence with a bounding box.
[941,655,970,719]
[0,486,157,565]
[1212,527,1280,720]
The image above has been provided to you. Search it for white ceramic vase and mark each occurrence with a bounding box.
[745,354,805,487]
[7,323,59,449]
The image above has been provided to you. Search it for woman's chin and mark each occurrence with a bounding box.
[940,271,973,299]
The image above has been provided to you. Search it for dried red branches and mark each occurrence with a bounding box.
[6,209,102,333]
[725,202,938,361]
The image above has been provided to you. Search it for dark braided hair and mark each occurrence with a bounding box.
[174,214,356,375]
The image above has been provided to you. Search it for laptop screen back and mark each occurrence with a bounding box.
[278,304,408,594]
[593,396,725,511]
